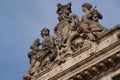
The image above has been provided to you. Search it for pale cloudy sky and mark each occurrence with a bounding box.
[0,0,120,80]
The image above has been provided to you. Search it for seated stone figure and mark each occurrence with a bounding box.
[23,39,40,80]
[23,28,58,80]
[80,3,96,41]
[90,9,108,39]
[28,39,40,65]
[37,28,57,70]
[80,3,107,41]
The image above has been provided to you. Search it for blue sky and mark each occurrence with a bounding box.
[0,0,120,80]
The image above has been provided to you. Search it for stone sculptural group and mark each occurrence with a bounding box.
[23,3,108,80]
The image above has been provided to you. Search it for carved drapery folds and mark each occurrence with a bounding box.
[23,2,109,80]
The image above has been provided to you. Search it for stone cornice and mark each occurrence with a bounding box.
[34,26,120,80]
[68,50,120,80]
[50,40,120,80]
[98,25,120,42]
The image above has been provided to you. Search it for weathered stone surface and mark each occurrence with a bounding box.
[23,2,120,80]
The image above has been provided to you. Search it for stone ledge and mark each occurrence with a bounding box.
[35,27,120,80]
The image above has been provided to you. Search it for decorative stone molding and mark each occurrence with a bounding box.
[69,51,120,80]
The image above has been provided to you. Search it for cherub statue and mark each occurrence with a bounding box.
[28,39,40,65]
[23,38,40,80]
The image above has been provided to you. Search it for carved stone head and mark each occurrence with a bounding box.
[82,3,92,12]
[30,38,40,49]
[91,9,103,22]
[41,28,49,38]
[56,2,72,16]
